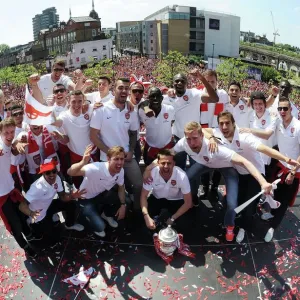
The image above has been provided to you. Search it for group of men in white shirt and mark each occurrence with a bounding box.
[0,59,299,258]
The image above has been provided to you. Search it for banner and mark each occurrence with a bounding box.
[24,86,53,125]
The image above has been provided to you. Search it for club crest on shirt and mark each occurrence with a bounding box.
[261,120,266,126]
[164,113,169,119]
[291,127,295,134]
[115,176,119,181]
[53,183,58,189]
[0,148,4,156]
[125,113,130,120]
[239,105,244,111]
[236,140,240,148]
[203,156,209,162]
[171,180,176,186]
[183,95,189,101]
[84,114,89,120]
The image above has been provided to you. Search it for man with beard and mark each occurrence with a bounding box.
[144,121,273,241]
[204,111,298,243]
[0,118,36,257]
[90,78,142,210]
[19,158,85,245]
[139,87,175,165]
[141,149,192,230]
[162,70,219,170]
[84,76,114,104]
[67,146,127,238]
[267,80,299,119]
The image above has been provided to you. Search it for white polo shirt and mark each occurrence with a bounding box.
[58,106,93,156]
[80,162,124,199]
[0,137,15,197]
[174,137,234,168]
[52,103,68,120]
[26,175,64,223]
[224,99,252,128]
[90,101,139,161]
[275,117,300,172]
[143,166,191,200]
[249,109,278,165]
[162,88,203,138]
[213,128,264,175]
[269,95,299,119]
[85,91,113,105]
[38,74,73,100]
[139,104,175,148]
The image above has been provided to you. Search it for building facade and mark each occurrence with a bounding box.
[32,7,59,41]
[144,5,240,59]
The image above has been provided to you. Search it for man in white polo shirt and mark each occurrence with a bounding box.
[0,117,36,257]
[90,78,142,210]
[84,76,114,104]
[162,70,219,170]
[204,111,298,243]
[19,159,84,244]
[141,149,192,230]
[139,87,175,165]
[224,81,252,128]
[67,145,127,238]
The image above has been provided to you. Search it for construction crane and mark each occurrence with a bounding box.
[271,11,280,45]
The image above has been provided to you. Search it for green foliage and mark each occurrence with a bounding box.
[84,58,115,84]
[0,44,10,55]
[153,51,189,87]
[0,64,41,86]
[259,66,282,83]
[188,55,204,65]
[216,58,248,87]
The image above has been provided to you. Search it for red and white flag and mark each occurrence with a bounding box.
[24,86,53,125]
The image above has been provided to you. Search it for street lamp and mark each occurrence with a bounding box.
[212,44,215,69]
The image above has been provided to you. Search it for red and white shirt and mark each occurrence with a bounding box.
[224,99,252,128]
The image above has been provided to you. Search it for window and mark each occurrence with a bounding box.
[84,23,90,27]
[151,40,153,44]
[151,47,153,51]
[92,29,97,37]
[103,45,106,50]
[103,54,107,58]
[150,32,153,36]
[150,24,153,28]
[80,48,85,54]
[209,19,220,30]
[92,48,97,52]
[81,57,86,63]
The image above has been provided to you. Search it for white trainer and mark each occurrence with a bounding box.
[101,212,118,228]
[65,223,84,231]
[261,212,274,220]
[236,228,245,243]
[94,231,106,238]
[264,227,274,242]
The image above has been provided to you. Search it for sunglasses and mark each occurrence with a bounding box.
[53,68,64,72]
[132,89,144,94]
[12,111,23,117]
[53,88,66,94]
[45,169,57,175]
[32,126,42,130]
[4,108,12,112]
[277,107,289,112]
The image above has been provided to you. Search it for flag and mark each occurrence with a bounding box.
[24,86,53,125]
[62,267,95,288]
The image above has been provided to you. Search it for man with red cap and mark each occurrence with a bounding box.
[19,158,85,245]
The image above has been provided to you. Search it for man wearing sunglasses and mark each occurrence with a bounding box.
[19,159,85,246]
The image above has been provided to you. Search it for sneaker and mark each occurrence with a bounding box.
[94,231,106,238]
[236,228,245,243]
[65,223,84,231]
[226,226,235,242]
[26,233,43,242]
[264,227,274,242]
[261,212,274,221]
[101,212,118,228]
[24,244,38,258]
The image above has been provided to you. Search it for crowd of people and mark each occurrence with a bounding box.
[0,57,300,259]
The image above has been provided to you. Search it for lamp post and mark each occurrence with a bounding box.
[212,43,215,69]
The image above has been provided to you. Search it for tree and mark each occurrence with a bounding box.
[216,58,248,87]
[0,44,10,55]
[188,55,204,65]
[84,58,115,85]
[259,66,282,83]
[153,51,189,87]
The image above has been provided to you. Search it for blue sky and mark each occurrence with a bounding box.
[1,0,299,47]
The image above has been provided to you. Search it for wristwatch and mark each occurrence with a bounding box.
[170,217,175,223]
[290,171,296,176]
[120,202,127,206]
